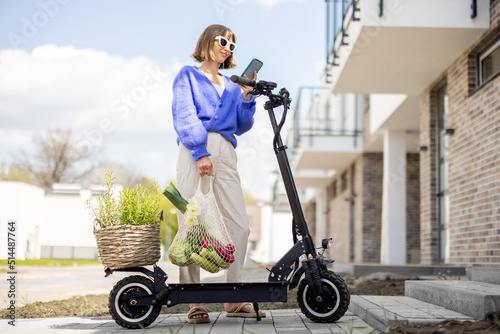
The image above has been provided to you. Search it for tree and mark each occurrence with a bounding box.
[86,161,152,188]
[0,163,32,183]
[10,128,98,188]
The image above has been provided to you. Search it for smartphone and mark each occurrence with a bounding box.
[241,58,263,79]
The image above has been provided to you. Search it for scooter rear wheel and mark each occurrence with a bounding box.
[297,270,350,323]
[109,275,161,329]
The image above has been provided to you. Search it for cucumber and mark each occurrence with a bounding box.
[200,248,230,269]
[219,260,230,269]
[191,253,219,273]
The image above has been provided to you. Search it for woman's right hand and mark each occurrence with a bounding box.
[197,156,213,176]
[240,71,257,100]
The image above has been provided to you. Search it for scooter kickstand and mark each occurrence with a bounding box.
[252,301,261,321]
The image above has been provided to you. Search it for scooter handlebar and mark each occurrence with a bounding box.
[230,75,256,87]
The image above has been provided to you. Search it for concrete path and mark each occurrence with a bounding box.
[2,262,379,333]
[3,262,485,333]
[0,309,377,333]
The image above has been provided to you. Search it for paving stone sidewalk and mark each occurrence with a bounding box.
[0,309,378,334]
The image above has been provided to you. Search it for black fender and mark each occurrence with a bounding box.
[288,265,304,290]
[288,258,334,290]
[104,266,155,279]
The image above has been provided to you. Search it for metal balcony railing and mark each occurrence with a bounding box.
[325,0,359,71]
[288,86,361,157]
[325,0,479,78]
[377,0,478,17]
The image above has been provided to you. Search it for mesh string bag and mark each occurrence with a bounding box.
[168,177,234,273]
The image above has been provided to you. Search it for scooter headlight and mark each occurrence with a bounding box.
[321,238,333,250]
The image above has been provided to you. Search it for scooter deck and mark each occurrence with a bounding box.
[133,281,289,307]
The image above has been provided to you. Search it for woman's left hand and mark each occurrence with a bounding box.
[238,71,257,100]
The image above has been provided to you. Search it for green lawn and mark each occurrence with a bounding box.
[6,259,101,267]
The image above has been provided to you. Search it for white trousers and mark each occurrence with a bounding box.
[176,132,250,283]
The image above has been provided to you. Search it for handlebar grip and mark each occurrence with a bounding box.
[230,75,256,87]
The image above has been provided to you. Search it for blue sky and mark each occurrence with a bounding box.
[0,0,326,200]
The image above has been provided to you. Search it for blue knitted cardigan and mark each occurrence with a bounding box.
[172,65,256,160]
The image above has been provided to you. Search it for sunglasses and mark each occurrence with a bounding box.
[215,36,237,52]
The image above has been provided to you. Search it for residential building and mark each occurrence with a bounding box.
[289,0,499,267]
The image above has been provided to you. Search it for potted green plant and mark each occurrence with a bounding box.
[87,172,163,269]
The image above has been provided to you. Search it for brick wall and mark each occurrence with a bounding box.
[407,153,421,264]
[361,153,383,263]
[328,169,352,263]
[326,151,418,264]
[420,82,441,264]
[419,0,500,266]
[448,38,500,266]
[353,160,364,263]
[492,0,500,27]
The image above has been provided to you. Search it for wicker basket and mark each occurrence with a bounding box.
[93,211,163,269]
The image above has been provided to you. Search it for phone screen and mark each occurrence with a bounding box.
[242,58,263,79]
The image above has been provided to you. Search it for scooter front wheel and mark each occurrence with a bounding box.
[297,270,350,323]
[109,275,161,329]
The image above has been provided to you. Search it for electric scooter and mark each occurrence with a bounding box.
[104,76,351,329]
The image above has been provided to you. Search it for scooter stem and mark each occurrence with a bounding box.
[265,94,317,258]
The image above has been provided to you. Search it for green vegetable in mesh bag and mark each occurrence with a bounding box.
[165,178,234,273]
[191,253,219,273]
[168,240,192,266]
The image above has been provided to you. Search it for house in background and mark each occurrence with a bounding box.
[288,0,499,267]
[0,181,104,260]
[0,180,288,264]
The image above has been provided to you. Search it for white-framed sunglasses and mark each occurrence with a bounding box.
[215,36,237,52]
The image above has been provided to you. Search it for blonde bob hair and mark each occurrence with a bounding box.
[192,24,236,69]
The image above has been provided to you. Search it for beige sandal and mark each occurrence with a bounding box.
[225,302,266,318]
[186,306,210,324]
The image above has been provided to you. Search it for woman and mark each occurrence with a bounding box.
[171,24,264,323]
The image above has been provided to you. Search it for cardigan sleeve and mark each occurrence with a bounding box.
[235,94,256,136]
[172,67,210,160]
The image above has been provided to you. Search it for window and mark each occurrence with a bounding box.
[479,38,500,85]
[341,171,348,192]
[437,85,449,263]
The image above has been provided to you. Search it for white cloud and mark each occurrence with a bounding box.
[0,129,33,151]
[0,44,176,136]
[0,44,277,199]
[0,44,178,176]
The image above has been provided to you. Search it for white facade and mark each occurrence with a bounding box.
[0,180,289,264]
[0,181,100,260]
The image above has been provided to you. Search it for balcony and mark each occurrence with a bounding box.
[288,87,363,188]
[325,0,490,94]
